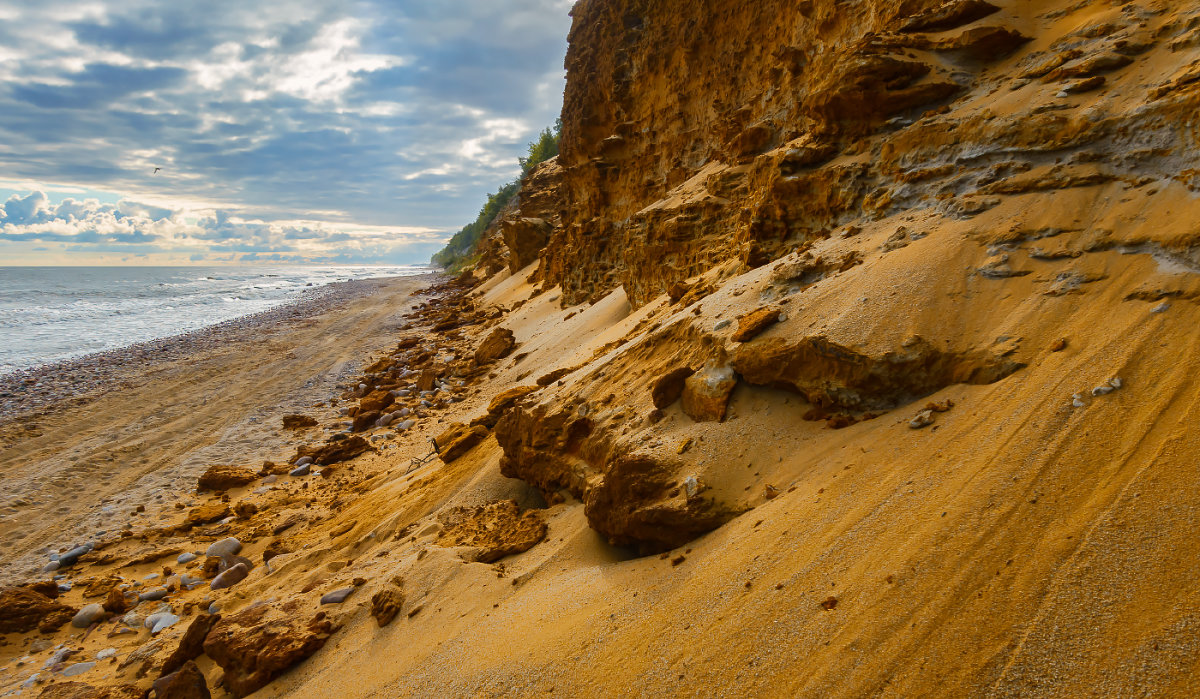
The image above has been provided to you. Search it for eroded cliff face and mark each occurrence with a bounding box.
[535,0,1200,307]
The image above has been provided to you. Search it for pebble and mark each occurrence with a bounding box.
[72,604,106,628]
[909,409,936,429]
[289,464,311,477]
[320,587,355,605]
[398,407,411,417]
[295,456,314,467]
[206,537,242,558]
[210,562,249,590]
[1072,393,1086,408]
[208,602,221,615]
[180,574,205,589]
[121,612,144,627]
[61,661,96,677]
[395,420,416,431]
[43,561,60,572]
[1092,385,1114,396]
[57,581,72,592]
[684,475,700,499]
[177,552,198,564]
[263,474,278,484]
[95,648,117,661]
[21,673,39,689]
[143,573,160,581]
[56,544,92,568]
[714,319,732,331]
[145,612,180,634]
[45,648,75,668]
[139,587,168,602]
[1152,302,1171,313]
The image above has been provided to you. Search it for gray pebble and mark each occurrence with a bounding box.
[319,587,355,605]
[714,319,732,331]
[210,562,249,590]
[145,612,180,634]
[177,552,198,564]
[295,456,314,467]
[56,544,92,568]
[72,604,106,628]
[1152,302,1171,313]
[289,464,311,477]
[206,537,242,558]
[139,587,168,602]
[61,662,96,677]
[43,561,60,573]
[95,648,117,661]
[262,474,278,484]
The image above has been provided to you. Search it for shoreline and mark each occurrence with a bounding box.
[0,272,439,585]
[0,274,438,424]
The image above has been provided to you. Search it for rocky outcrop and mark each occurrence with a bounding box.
[434,423,490,463]
[293,436,373,466]
[202,607,340,698]
[36,684,142,699]
[475,328,517,364]
[197,465,258,492]
[0,585,76,634]
[437,500,548,563]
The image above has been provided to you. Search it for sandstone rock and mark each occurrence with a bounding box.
[475,328,516,364]
[102,587,128,614]
[359,389,395,414]
[0,586,76,633]
[294,436,373,465]
[899,0,1000,33]
[730,307,781,343]
[681,365,738,422]
[476,385,539,428]
[182,503,232,529]
[435,423,490,463]
[351,410,382,433]
[501,217,553,272]
[201,607,340,698]
[161,613,222,676]
[651,367,695,410]
[437,500,548,563]
[197,465,257,492]
[281,415,318,430]
[35,683,142,699]
[584,455,737,554]
[910,409,936,429]
[152,660,211,699]
[370,587,405,627]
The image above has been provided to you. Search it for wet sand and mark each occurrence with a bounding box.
[0,274,436,585]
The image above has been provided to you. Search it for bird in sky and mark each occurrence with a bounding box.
[153,167,161,174]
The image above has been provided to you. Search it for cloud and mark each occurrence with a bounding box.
[0,0,572,263]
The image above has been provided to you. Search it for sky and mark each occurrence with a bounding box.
[0,0,574,266]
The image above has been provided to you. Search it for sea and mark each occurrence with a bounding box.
[0,265,428,376]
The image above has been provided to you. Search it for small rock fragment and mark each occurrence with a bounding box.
[909,409,936,429]
[319,588,355,605]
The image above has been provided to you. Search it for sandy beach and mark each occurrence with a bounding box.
[0,274,435,586]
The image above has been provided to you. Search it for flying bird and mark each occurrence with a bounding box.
[153,167,161,174]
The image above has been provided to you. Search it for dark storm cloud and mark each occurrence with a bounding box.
[0,0,573,263]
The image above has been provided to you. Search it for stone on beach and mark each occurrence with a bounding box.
[72,603,107,628]
[0,586,76,633]
[198,464,259,492]
[210,563,250,590]
[320,587,355,605]
[206,537,243,558]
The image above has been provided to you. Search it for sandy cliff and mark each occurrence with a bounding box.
[6,1,1200,697]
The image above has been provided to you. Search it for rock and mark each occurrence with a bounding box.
[359,389,395,414]
[821,596,839,610]
[102,588,128,614]
[139,587,169,602]
[0,586,76,633]
[731,307,781,343]
[61,662,96,677]
[909,409,936,429]
[435,423,490,463]
[289,463,311,477]
[57,544,93,568]
[437,500,548,563]
[206,538,242,558]
[201,607,340,698]
[210,563,249,591]
[145,612,181,634]
[36,683,143,699]
[72,603,107,628]
[319,588,355,605]
[351,410,382,432]
[294,456,314,467]
[182,503,232,529]
[395,419,416,431]
[475,328,517,364]
[651,367,695,409]
[681,364,738,422]
[152,660,211,699]
[294,436,373,465]
[234,502,258,520]
[281,415,318,430]
[900,0,1000,33]
[197,465,258,492]
[161,613,222,676]
[95,648,117,660]
[477,385,540,428]
[370,587,405,627]
[584,454,738,554]
[178,552,198,565]
[502,217,553,272]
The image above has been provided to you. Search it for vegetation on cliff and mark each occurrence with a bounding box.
[431,120,560,273]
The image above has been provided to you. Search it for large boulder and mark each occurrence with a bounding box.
[475,328,517,364]
[202,607,340,698]
[0,585,76,634]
